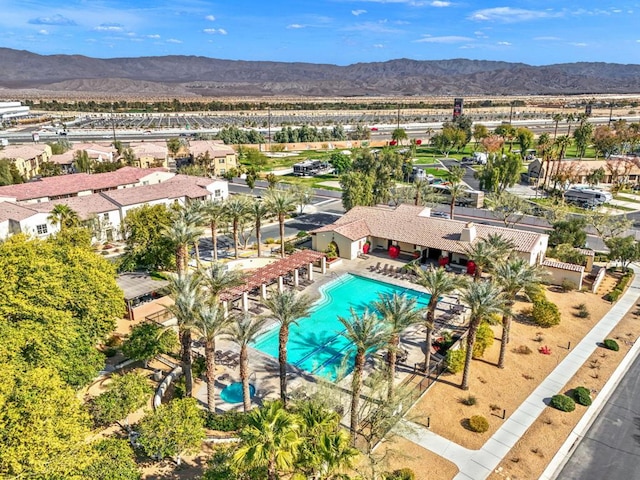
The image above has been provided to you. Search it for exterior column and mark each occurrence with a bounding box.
[308,262,314,281]
[321,257,327,275]
[242,291,249,312]
[278,276,284,293]
[293,269,299,287]
[261,283,267,300]
[223,301,229,318]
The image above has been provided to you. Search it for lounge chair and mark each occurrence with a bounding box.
[380,264,389,275]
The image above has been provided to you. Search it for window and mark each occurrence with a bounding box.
[220,169,226,175]
[143,181,149,186]
[214,189,222,197]
[219,158,225,164]
[103,213,109,221]
[36,224,48,235]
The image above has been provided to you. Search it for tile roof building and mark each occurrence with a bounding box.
[311,204,549,266]
[186,140,237,177]
[0,143,52,179]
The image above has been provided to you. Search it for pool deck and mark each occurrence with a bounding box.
[195,250,469,414]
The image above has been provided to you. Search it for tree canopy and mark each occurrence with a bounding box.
[120,203,175,271]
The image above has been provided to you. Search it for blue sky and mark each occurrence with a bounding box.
[1,0,638,65]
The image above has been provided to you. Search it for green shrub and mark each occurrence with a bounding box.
[605,289,622,302]
[575,303,590,319]
[296,230,308,238]
[525,283,546,303]
[203,410,249,432]
[264,237,276,244]
[461,395,477,406]
[561,279,576,292]
[532,299,561,327]
[603,339,619,351]
[192,356,206,380]
[550,394,575,412]
[473,322,494,358]
[445,349,466,374]
[468,415,490,433]
[104,347,118,358]
[572,386,592,406]
[384,468,416,480]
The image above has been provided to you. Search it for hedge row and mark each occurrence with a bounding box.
[604,271,633,302]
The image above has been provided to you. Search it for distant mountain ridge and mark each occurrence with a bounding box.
[1,48,640,97]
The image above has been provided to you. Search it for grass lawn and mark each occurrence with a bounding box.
[276,173,342,190]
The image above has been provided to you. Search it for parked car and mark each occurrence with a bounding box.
[431,211,451,219]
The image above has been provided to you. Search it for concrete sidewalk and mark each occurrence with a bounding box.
[394,265,640,480]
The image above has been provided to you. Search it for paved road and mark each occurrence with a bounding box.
[557,352,640,480]
[439,158,481,190]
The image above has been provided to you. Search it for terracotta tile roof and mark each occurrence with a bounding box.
[129,142,168,158]
[576,248,595,257]
[312,204,545,254]
[314,219,370,241]
[50,151,75,165]
[542,259,585,273]
[0,166,168,201]
[30,194,119,220]
[0,144,48,160]
[188,140,235,157]
[0,202,39,223]
[101,174,218,207]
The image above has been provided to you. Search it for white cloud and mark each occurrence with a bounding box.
[534,36,561,41]
[569,42,588,47]
[469,7,559,22]
[167,38,182,44]
[343,21,401,33]
[204,28,223,34]
[218,28,227,35]
[38,29,49,35]
[497,41,511,46]
[430,1,451,7]
[373,43,384,48]
[287,23,305,29]
[352,9,367,16]
[94,23,124,32]
[416,35,474,43]
[205,15,216,21]
[146,34,160,39]
[28,14,76,26]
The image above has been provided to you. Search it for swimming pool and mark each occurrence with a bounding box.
[252,274,431,380]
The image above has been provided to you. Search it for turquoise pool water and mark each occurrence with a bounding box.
[220,382,255,403]
[252,274,431,380]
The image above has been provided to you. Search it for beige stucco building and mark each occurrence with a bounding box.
[188,140,237,177]
[0,144,53,179]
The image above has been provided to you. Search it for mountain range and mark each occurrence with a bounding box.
[2,48,640,97]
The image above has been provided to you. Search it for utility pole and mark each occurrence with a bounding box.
[267,107,271,152]
[110,106,117,144]
[397,104,401,130]
[608,103,614,127]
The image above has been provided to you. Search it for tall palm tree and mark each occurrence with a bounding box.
[249,198,270,257]
[262,290,314,406]
[224,195,251,259]
[48,204,80,230]
[162,214,202,275]
[338,308,389,445]
[463,239,496,282]
[193,302,232,412]
[552,135,573,189]
[203,199,226,262]
[166,272,202,397]
[494,259,542,369]
[223,313,267,412]
[183,201,206,267]
[448,183,468,220]
[412,266,464,373]
[265,188,296,258]
[459,280,505,390]
[483,233,515,264]
[199,261,246,303]
[372,293,421,401]
[233,401,302,480]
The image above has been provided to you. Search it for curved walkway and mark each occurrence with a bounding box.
[394,265,640,480]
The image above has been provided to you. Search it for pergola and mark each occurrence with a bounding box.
[220,250,327,311]
[116,272,170,320]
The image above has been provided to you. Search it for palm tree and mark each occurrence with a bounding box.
[264,188,296,259]
[203,199,226,262]
[463,239,496,282]
[233,401,302,480]
[294,401,358,478]
[262,291,314,406]
[249,198,270,257]
[448,183,468,220]
[483,233,515,264]
[193,302,232,412]
[162,214,202,275]
[338,308,389,445]
[166,272,202,397]
[48,204,80,230]
[223,313,267,412]
[199,261,246,303]
[183,201,206,266]
[372,293,421,401]
[412,266,464,373]
[459,281,505,390]
[494,259,542,369]
[224,196,251,259]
